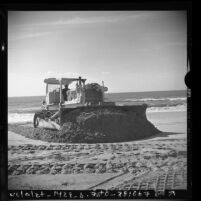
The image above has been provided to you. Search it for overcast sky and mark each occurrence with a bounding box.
[8,11,187,97]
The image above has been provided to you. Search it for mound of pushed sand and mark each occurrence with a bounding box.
[9,105,160,143]
[59,105,160,143]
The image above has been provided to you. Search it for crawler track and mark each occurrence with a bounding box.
[109,169,187,191]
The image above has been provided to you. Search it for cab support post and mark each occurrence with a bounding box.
[59,79,62,110]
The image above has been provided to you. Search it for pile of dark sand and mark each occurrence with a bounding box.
[8,105,160,143]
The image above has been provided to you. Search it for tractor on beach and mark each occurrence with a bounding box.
[33,76,113,130]
[33,76,160,143]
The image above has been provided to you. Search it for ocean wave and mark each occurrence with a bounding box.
[125,97,187,102]
[8,107,41,114]
[147,104,187,113]
[8,113,34,123]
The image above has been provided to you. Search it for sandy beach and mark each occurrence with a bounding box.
[8,110,187,190]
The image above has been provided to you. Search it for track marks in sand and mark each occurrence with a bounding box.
[8,139,186,152]
[8,154,186,176]
[110,169,187,191]
[8,140,187,179]
[8,143,141,152]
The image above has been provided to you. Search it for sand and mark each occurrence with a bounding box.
[8,111,187,190]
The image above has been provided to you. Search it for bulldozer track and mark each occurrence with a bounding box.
[8,161,148,175]
[8,139,187,191]
[8,142,187,176]
[8,141,185,152]
[8,143,138,151]
[109,169,187,191]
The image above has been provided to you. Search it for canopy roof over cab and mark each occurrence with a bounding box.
[44,77,87,85]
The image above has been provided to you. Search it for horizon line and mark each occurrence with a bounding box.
[8,89,187,98]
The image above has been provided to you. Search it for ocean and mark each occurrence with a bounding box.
[8,90,187,124]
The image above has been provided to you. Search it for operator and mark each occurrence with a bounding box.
[41,100,49,120]
[62,84,70,101]
[50,85,70,121]
[41,100,48,110]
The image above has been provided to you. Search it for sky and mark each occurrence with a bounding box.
[8,11,187,97]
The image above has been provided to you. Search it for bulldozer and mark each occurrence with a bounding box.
[33,76,159,142]
[33,76,114,130]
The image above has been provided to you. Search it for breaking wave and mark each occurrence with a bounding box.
[8,113,34,124]
[125,97,186,102]
[147,104,187,113]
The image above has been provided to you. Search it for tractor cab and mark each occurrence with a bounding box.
[44,76,87,108]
